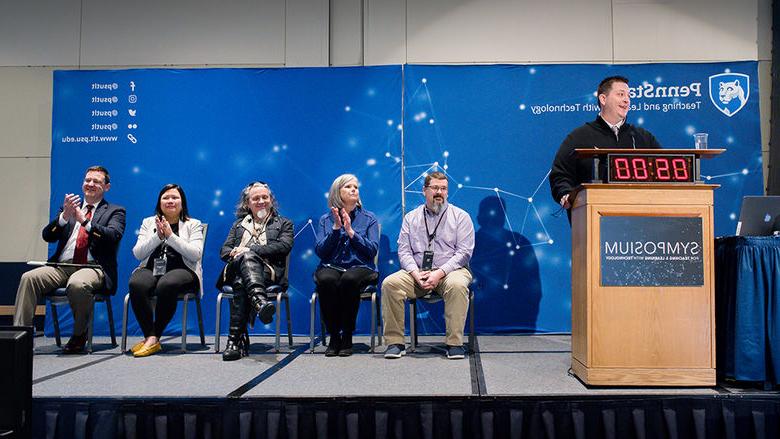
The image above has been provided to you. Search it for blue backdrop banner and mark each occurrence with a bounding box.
[49,61,761,337]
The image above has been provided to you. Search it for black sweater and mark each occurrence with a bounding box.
[549,116,661,204]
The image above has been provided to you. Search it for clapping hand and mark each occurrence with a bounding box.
[331,207,343,230]
[62,194,81,221]
[160,216,173,238]
[340,208,354,238]
[154,216,173,239]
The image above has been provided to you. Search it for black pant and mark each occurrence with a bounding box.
[129,268,198,338]
[315,266,378,336]
[223,252,275,332]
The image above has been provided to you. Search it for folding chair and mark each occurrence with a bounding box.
[45,288,116,354]
[214,254,292,353]
[309,224,382,353]
[409,286,475,353]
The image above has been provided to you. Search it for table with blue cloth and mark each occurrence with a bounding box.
[716,235,780,386]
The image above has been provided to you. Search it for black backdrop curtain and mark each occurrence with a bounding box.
[769,0,780,194]
[34,396,780,439]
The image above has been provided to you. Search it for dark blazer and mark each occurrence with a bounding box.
[219,213,294,283]
[42,199,127,294]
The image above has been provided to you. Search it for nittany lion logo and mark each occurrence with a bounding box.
[709,73,749,117]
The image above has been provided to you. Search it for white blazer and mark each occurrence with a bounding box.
[132,216,204,294]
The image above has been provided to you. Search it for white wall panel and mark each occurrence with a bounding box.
[285,0,330,66]
[364,0,406,65]
[80,0,286,66]
[0,158,51,261]
[0,67,54,157]
[406,0,613,63]
[0,0,80,66]
[613,0,758,62]
[330,0,363,66]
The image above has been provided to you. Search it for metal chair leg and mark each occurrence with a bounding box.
[409,300,417,353]
[182,295,189,352]
[86,297,95,354]
[195,294,206,347]
[215,293,223,353]
[50,301,61,347]
[121,293,130,351]
[285,295,293,347]
[370,293,377,352]
[309,292,317,353]
[376,294,383,347]
[468,289,475,353]
[275,292,282,352]
[105,296,117,347]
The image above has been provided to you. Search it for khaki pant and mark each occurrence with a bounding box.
[13,264,105,335]
[381,267,471,346]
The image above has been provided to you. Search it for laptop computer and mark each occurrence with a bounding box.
[736,196,780,236]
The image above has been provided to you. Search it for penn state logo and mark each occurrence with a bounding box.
[709,73,749,117]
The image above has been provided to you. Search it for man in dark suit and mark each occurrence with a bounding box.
[13,165,126,353]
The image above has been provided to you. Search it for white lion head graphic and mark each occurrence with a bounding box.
[709,73,750,117]
[719,79,747,107]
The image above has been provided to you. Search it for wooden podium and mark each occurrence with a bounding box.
[570,149,722,386]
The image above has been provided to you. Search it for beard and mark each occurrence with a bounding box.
[254,207,270,221]
[427,198,445,214]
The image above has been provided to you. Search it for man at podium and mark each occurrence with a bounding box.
[549,75,661,217]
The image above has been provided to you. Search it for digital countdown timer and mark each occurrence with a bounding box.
[607,154,695,183]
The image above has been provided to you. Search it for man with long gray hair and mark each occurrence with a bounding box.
[217,181,294,361]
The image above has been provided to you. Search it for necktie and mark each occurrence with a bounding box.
[612,125,620,140]
[73,205,94,264]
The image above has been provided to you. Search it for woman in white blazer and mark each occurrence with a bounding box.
[128,184,204,357]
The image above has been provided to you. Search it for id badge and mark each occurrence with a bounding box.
[152,257,167,276]
[421,251,434,271]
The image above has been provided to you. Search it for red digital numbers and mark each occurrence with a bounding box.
[631,158,648,180]
[614,158,631,179]
[672,158,689,180]
[610,155,691,182]
[655,158,671,180]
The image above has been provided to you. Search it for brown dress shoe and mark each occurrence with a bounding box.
[62,333,87,354]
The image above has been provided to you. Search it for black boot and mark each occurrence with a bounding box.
[222,332,245,361]
[249,288,276,325]
[325,333,341,357]
[237,253,276,324]
[223,287,249,361]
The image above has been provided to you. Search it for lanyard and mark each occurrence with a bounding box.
[424,206,448,250]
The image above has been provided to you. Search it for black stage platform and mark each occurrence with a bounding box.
[31,334,780,438]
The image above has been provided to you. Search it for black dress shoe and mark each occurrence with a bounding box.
[338,335,353,357]
[325,335,341,357]
[62,333,87,354]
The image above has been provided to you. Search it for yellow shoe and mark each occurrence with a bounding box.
[133,342,161,357]
[130,341,145,354]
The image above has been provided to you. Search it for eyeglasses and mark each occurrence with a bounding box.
[426,185,448,193]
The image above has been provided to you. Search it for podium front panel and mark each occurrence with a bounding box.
[570,185,716,386]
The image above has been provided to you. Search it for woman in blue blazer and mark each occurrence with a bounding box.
[315,174,379,356]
